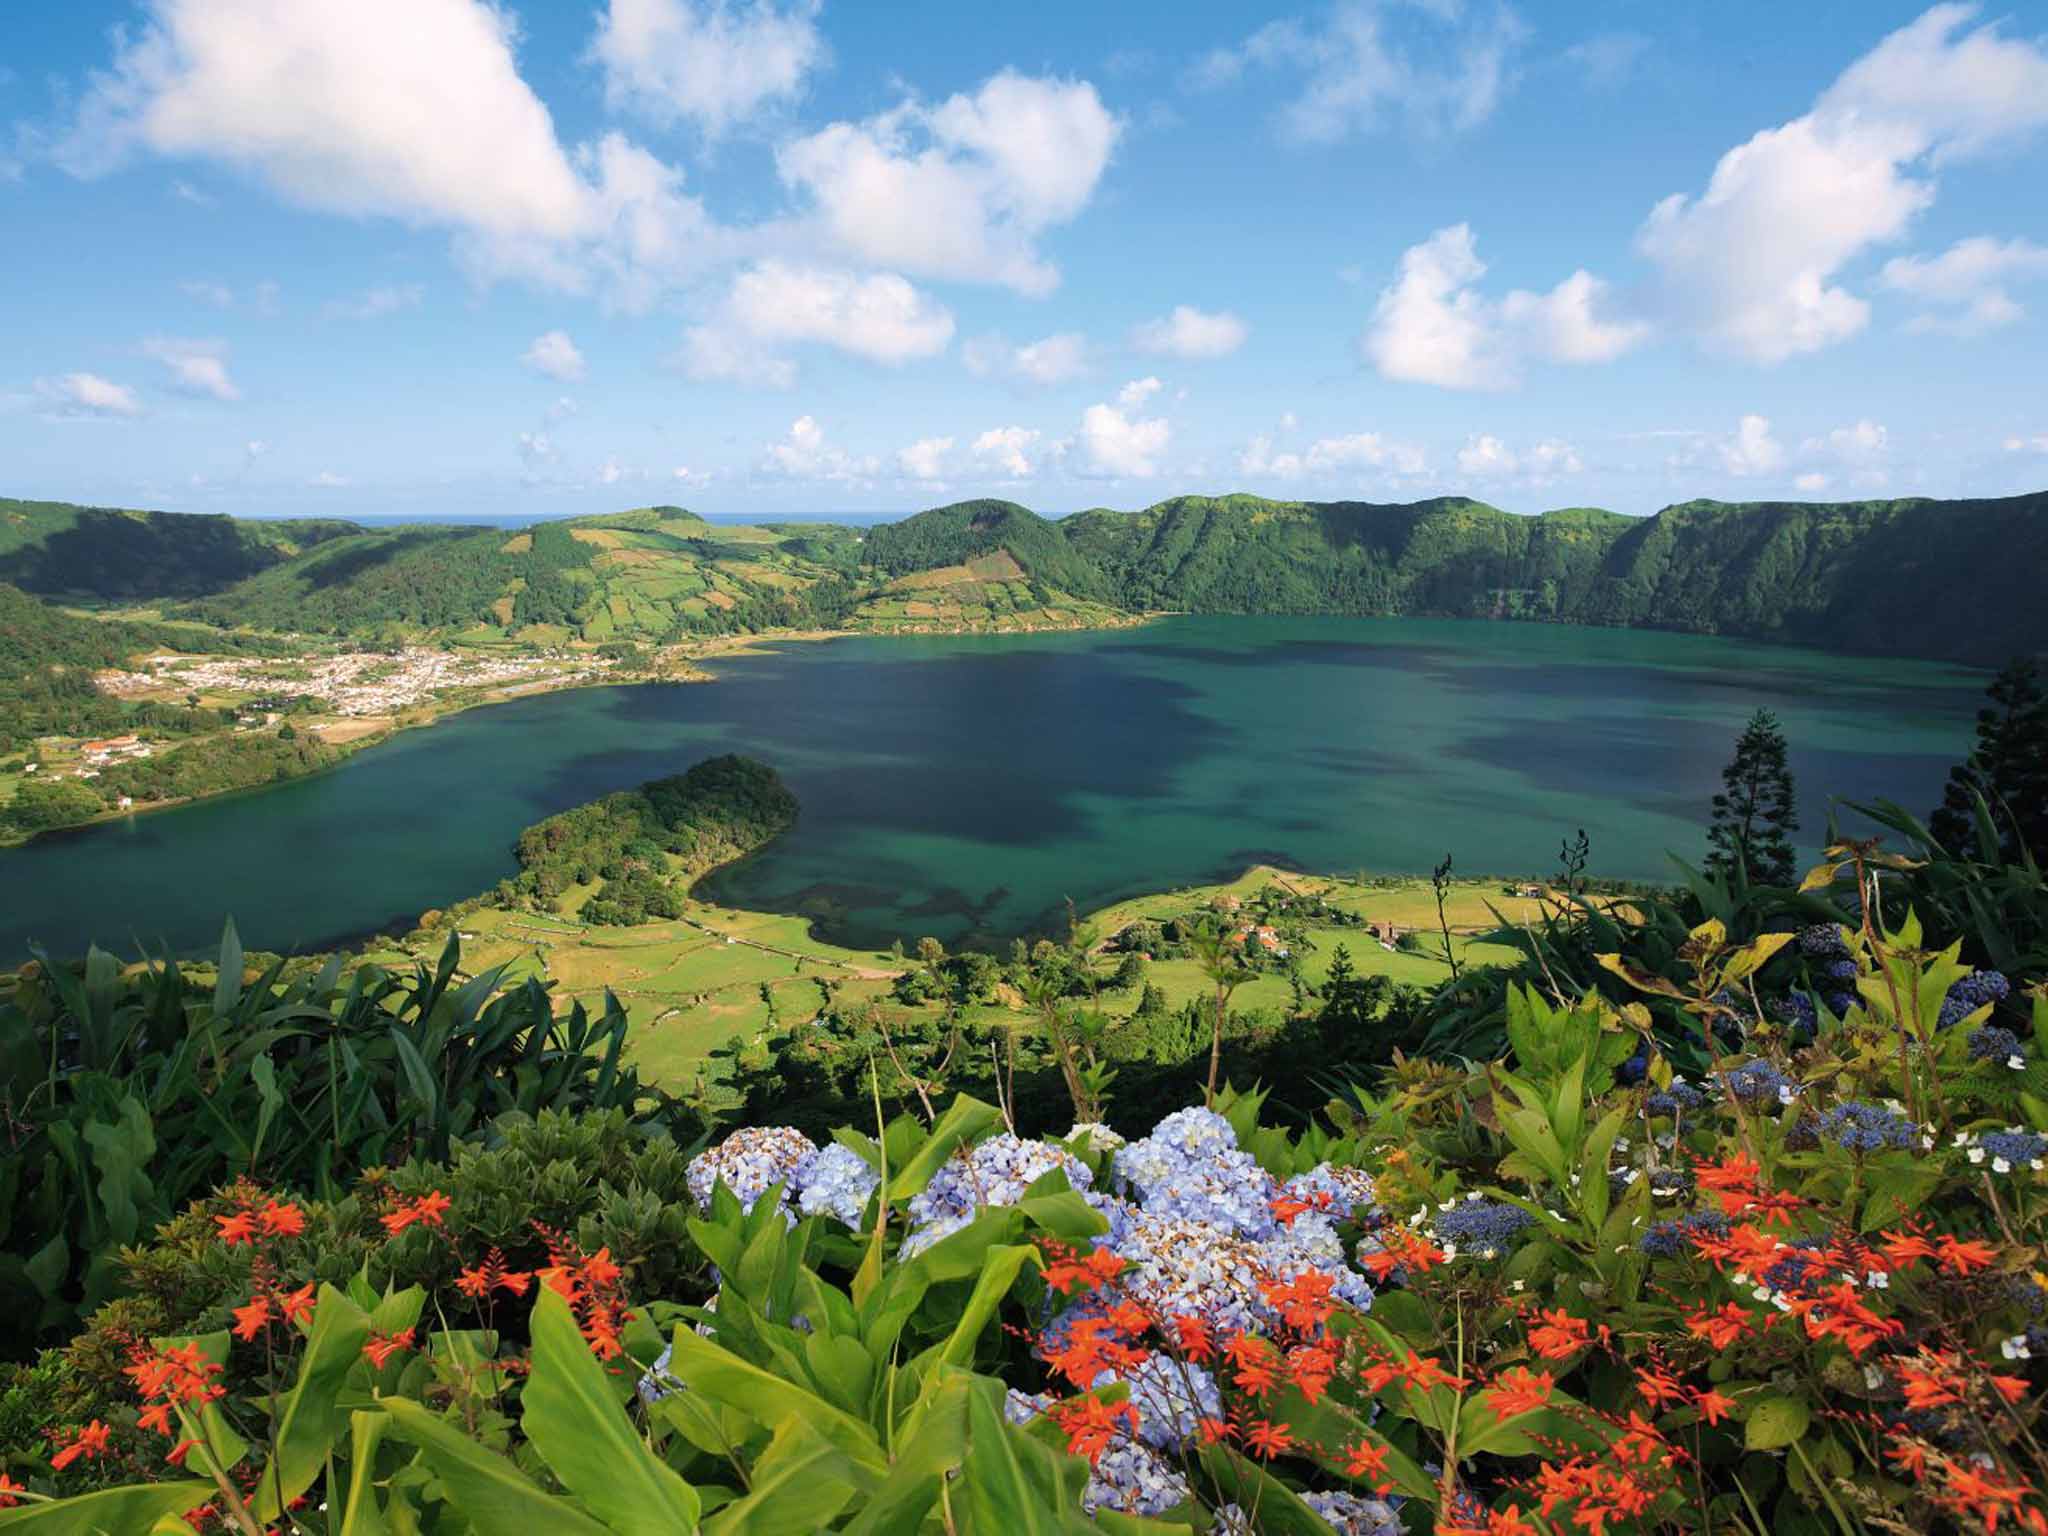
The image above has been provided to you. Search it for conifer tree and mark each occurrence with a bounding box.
[1706,708,1799,887]
[1931,656,2048,865]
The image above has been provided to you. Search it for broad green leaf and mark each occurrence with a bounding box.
[884,1095,1000,1202]
[524,1289,702,1536]
[662,1324,885,1469]
[381,1398,610,1536]
[703,1416,864,1536]
[958,1378,1076,1535]
[252,1284,373,1521]
[340,1410,392,1536]
[0,1484,214,1533]
[1745,1394,1812,1450]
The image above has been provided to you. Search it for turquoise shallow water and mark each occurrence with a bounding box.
[0,616,1986,958]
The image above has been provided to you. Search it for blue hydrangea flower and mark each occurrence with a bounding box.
[1080,1439,1191,1517]
[1940,970,2012,1029]
[1645,1080,1706,1117]
[1280,1162,1379,1220]
[1978,1129,2048,1173]
[1723,1059,1800,1105]
[686,1126,818,1217]
[1303,1489,1405,1536]
[1799,923,1850,956]
[1113,1108,1278,1239]
[903,1134,1094,1255]
[1116,1356,1223,1449]
[1615,1044,1651,1085]
[1970,1026,2025,1066]
[1818,1102,1914,1153]
[1431,1198,1533,1258]
[1773,992,1819,1037]
[1639,1209,1729,1257]
[1822,957,1860,983]
[795,1141,879,1229]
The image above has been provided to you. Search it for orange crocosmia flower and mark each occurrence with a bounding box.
[1054,1398,1136,1463]
[1173,1314,1216,1362]
[582,1314,625,1361]
[1937,1236,1999,1275]
[380,1207,418,1238]
[1262,1270,1338,1331]
[278,1282,317,1327]
[1943,1463,2031,1530]
[412,1191,452,1227]
[1528,1309,1592,1360]
[456,1266,492,1300]
[1693,1388,1738,1426]
[257,1199,306,1238]
[49,1420,112,1471]
[1485,1366,1554,1420]
[1886,1438,1930,1479]
[1747,1190,1807,1229]
[1403,1352,1469,1392]
[1880,1231,1937,1267]
[138,1402,176,1437]
[1231,1349,1282,1399]
[1684,1303,1754,1350]
[0,1471,23,1507]
[581,1247,622,1288]
[497,1268,532,1296]
[1992,1375,2030,1405]
[1693,1153,1760,1191]
[1486,1509,1539,1536]
[362,1328,416,1369]
[1897,1365,1962,1412]
[1287,1342,1338,1404]
[1343,1438,1392,1489]
[232,1296,272,1342]
[1244,1419,1295,1460]
[214,1210,258,1247]
[165,1438,199,1468]
[1634,1366,1686,1409]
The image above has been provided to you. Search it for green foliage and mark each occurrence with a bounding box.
[1706,707,1799,888]
[1931,655,2048,865]
[0,925,649,1353]
[0,498,357,599]
[510,755,798,922]
[0,776,105,833]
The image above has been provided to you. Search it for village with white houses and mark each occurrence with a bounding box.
[96,645,614,720]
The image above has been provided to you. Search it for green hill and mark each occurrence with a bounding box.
[0,498,359,599]
[5,489,2044,663]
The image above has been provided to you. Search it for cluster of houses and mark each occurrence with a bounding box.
[98,647,611,718]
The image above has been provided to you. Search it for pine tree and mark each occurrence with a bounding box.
[1706,708,1800,887]
[1930,656,2048,865]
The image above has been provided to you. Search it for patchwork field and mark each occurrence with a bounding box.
[391,863,1548,1091]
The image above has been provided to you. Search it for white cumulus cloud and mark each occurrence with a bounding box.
[1717,414,1785,476]
[1190,0,1527,143]
[1456,434,1583,481]
[1361,224,1645,389]
[896,435,953,481]
[1130,305,1248,359]
[34,372,143,418]
[591,0,823,137]
[141,335,239,400]
[1880,235,2048,335]
[778,71,1121,295]
[1637,5,2048,363]
[760,414,878,482]
[683,261,954,386]
[962,332,1089,385]
[522,329,587,381]
[972,426,1042,478]
[1080,389,1170,477]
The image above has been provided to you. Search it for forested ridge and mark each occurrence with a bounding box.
[4,488,2045,662]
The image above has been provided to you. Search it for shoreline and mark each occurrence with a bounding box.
[0,611,1165,849]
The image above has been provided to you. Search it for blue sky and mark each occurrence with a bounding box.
[3,0,2047,521]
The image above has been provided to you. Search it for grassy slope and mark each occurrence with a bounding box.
[0,498,360,599]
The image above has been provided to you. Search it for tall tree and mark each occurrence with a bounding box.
[1931,657,2048,865]
[1706,709,1800,887]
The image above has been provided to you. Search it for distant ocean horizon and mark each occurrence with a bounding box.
[266,508,904,530]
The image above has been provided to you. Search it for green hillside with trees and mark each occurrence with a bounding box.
[0,498,358,599]
[5,488,2045,663]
